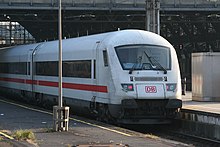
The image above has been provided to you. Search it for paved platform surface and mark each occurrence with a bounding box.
[0,99,189,147]
[182,92,220,115]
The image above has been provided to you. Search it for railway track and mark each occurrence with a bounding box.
[123,124,220,147]
[143,126,220,147]
[161,130,220,147]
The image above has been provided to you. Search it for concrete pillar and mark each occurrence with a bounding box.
[53,106,70,131]
[145,0,160,34]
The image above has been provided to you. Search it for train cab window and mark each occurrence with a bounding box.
[115,45,171,71]
[103,50,108,67]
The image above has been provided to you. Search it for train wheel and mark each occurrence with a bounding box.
[96,104,112,123]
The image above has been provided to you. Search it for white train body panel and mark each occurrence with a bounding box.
[0,30,182,124]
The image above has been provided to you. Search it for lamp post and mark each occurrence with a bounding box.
[53,0,69,132]
[58,0,62,110]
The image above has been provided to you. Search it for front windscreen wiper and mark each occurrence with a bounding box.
[144,51,167,74]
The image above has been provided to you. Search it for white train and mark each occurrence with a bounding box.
[0,29,182,124]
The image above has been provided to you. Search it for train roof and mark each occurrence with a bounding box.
[0,29,173,62]
[0,43,41,62]
[36,29,172,52]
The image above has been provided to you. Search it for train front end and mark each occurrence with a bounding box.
[106,30,182,124]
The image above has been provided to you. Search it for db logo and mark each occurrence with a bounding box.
[145,86,157,93]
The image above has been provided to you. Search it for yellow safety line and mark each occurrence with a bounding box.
[0,99,52,115]
[69,117,132,137]
[0,99,132,137]
[0,131,14,140]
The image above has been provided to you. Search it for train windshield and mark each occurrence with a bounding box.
[115,45,171,71]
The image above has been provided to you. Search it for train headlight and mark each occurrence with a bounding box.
[166,83,177,91]
[121,83,134,92]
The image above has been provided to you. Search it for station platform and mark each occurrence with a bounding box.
[182,92,220,115]
[0,99,188,147]
[180,92,220,141]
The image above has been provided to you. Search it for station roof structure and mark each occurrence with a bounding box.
[0,0,219,46]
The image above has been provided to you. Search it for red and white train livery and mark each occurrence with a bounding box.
[0,29,182,124]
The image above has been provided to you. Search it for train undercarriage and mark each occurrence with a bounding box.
[0,87,182,125]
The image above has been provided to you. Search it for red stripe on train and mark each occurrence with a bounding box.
[0,77,25,83]
[0,77,108,93]
[63,83,107,93]
[39,81,58,87]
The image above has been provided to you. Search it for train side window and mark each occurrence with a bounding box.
[36,61,58,76]
[63,60,91,78]
[35,60,92,78]
[0,63,8,73]
[103,50,108,67]
[0,62,27,75]
[93,60,96,79]
[27,62,30,75]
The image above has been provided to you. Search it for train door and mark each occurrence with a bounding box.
[91,41,111,120]
[91,41,109,107]
[27,49,34,93]
[94,41,110,102]
[29,43,42,94]
[91,41,101,106]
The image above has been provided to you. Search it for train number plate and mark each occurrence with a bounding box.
[145,86,157,93]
